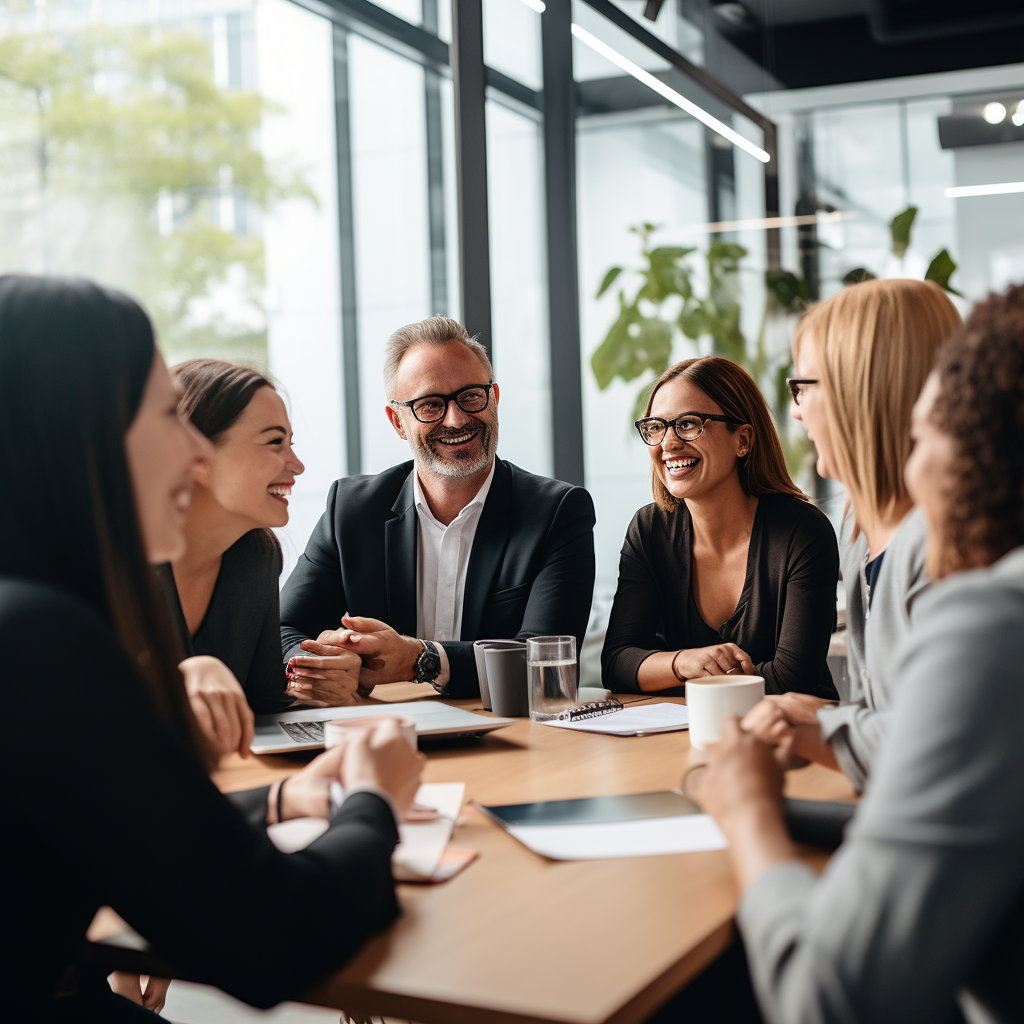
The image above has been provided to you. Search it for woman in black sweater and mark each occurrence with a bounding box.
[157,359,362,727]
[0,275,421,1021]
[602,357,839,698]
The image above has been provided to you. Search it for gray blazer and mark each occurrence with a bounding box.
[738,546,1024,1024]
[817,509,929,790]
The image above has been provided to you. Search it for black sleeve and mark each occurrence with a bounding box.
[226,786,271,831]
[439,485,597,697]
[245,570,293,713]
[8,590,398,1010]
[600,514,665,694]
[280,481,348,661]
[757,509,839,698]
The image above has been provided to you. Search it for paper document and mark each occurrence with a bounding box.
[543,702,688,736]
[506,815,726,860]
[267,782,468,882]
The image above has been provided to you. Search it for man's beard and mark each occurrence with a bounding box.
[412,420,498,478]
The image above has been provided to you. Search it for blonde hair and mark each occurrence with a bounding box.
[645,357,805,512]
[793,279,961,535]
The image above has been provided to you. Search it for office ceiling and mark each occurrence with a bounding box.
[708,0,1024,88]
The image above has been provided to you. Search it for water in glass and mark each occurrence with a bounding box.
[528,659,577,721]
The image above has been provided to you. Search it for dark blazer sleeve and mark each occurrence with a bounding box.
[280,480,348,661]
[600,512,664,694]
[439,485,596,697]
[246,571,293,713]
[6,584,398,1010]
[757,508,839,698]
[226,786,272,830]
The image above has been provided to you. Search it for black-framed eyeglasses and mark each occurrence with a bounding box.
[634,412,745,446]
[391,383,495,423]
[786,378,819,406]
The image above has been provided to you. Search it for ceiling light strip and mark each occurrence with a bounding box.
[570,24,771,164]
[944,181,1024,198]
[678,211,856,234]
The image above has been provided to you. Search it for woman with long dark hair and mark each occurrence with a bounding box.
[601,356,839,697]
[0,275,421,1021]
[689,284,1024,1024]
[157,359,361,726]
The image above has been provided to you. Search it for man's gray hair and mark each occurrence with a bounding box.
[383,316,493,399]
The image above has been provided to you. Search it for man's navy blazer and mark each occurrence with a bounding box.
[279,458,597,697]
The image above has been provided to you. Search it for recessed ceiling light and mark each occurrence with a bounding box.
[1013,101,1024,127]
[983,101,1007,124]
[945,181,1024,198]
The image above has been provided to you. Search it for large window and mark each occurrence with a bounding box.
[573,0,773,595]
[1,0,779,586]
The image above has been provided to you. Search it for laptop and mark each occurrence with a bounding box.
[252,700,514,754]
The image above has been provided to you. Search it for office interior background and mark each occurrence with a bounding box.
[2,0,1022,618]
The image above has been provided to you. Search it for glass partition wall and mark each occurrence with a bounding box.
[0,0,777,584]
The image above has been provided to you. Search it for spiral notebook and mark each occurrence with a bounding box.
[542,702,689,736]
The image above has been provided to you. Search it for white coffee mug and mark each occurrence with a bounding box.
[323,715,417,751]
[685,675,765,750]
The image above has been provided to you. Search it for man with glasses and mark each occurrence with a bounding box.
[279,316,596,701]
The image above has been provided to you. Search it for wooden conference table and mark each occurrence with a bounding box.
[88,685,857,1024]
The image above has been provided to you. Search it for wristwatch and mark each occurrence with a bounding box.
[413,640,442,685]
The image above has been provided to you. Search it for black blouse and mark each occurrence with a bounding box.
[156,530,291,714]
[602,493,840,698]
[2,577,399,1020]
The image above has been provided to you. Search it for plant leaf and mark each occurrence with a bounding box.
[889,206,918,259]
[842,267,877,285]
[924,248,963,296]
[596,266,623,299]
[649,246,696,259]
[765,269,809,313]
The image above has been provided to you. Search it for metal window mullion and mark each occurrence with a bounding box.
[333,24,362,475]
[422,0,449,318]
[449,0,492,355]
[542,0,584,486]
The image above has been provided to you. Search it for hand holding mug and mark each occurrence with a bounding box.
[342,718,425,819]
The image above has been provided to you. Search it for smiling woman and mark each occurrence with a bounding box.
[602,356,840,699]
[155,359,360,715]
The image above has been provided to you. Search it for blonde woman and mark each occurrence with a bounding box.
[743,278,962,790]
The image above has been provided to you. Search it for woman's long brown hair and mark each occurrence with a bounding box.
[0,275,212,767]
[644,356,805,512]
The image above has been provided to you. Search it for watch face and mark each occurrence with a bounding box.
[417,644,442,682]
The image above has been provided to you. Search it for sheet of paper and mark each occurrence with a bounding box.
[505,813,726,860]
[543,702,689,736]
[393,782,464,881]
[267,782,467,882]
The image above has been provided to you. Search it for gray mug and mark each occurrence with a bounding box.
[473,639,525,711]
[483,642,529,717]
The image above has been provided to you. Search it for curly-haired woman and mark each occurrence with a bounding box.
[743,279,962,790]
[690,282,1024,1024]
[601,356,840,699]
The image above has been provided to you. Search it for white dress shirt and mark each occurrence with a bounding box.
[413,463,496,687]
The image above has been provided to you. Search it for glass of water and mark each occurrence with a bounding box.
[526,636,577,722]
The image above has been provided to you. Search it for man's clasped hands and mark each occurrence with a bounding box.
[287,613,427,705]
